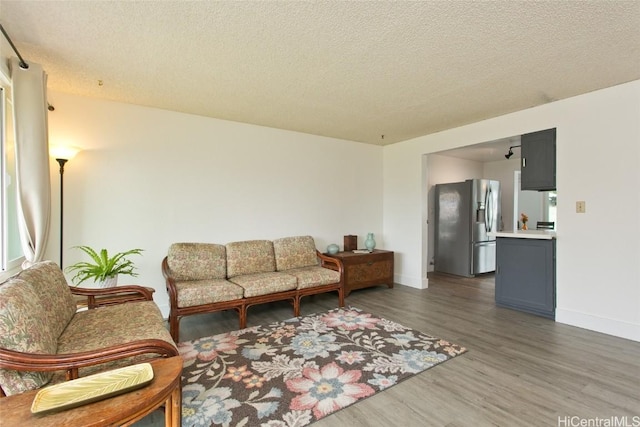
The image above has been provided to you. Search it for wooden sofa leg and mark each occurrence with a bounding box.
[338,288,345,308]
[293,297,301,317]
[170,314,180,342]
[239,306,247,329]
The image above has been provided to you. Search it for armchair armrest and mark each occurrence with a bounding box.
[70,285,154,309]
[317,250,344,275]
[161,257,179,310]
[0,339,178,382]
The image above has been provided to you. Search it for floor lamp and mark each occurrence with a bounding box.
[49,146,80,268]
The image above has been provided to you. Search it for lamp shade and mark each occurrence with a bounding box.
[49,145,80,161]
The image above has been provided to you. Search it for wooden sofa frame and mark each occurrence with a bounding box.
[162,250,344,341]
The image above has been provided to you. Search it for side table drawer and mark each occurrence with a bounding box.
[347,259,393,285]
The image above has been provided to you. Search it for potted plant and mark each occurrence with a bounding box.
[520,213,529,230]
[65,246,144,287]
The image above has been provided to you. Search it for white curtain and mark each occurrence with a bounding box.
[10,57,51,268]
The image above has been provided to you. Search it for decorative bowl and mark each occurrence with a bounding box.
[327,244,340,254]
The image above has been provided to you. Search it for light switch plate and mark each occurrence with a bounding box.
[576,201,586,213]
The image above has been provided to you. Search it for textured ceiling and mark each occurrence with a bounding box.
[1,1,639,146]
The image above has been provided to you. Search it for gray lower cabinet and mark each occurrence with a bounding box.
[495,237,556,319]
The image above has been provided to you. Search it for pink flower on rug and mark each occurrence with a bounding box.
[336,350,365,365]
[179,333,241,362]
[208,333,241,352]
[286,362,375,419]
[321,309,380,331]
[178,341,200,363]
[271,325,297,340]
[223,365,252,382]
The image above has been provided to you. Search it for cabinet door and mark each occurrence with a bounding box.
[521,128,556,191]
[495,238,555,318]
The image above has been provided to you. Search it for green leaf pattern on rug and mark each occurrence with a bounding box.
[179,306,467,427]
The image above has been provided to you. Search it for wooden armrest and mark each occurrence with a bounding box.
[71,285,154,309]
[70,285,153,299]
[317,250,344,274]
[0,339,178,380]
[161,257,179,308]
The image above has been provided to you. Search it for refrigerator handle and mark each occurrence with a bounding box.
[485,189,489,233]
[486,187,493,232]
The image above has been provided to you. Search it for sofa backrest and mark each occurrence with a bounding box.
[0,260,77,395]
[16,261,77,339]
[226,240,276,278]
[167,243,227,280]
[273,235,319,271]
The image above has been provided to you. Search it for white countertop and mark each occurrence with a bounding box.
[488,230,556,240]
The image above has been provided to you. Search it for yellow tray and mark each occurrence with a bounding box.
[31,363,154,414]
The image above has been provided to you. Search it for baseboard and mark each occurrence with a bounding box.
[555,308,640,342]
[393,274,428,289]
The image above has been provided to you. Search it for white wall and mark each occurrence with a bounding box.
[384,80,640,342]
[47,92,384,316]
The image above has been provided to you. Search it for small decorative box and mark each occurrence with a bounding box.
[344,235,357,252]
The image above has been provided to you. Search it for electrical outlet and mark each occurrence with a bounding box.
[576,201,586,213]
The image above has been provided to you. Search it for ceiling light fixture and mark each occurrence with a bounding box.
[505,145,521,159]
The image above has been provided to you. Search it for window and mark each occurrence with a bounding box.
[514,170,558,231]
[1,83,24,273]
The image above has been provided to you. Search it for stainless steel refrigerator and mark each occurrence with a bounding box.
[434,179,500,277]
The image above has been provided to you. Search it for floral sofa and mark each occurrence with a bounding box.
[0,261,178,397]
[162,235,344,341]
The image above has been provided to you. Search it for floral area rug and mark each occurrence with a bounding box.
[179,306,467,427]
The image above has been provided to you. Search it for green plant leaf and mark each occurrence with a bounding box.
[64,247,144,285]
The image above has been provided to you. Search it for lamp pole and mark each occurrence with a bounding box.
[49,145,80,269]
[56,158,68,268]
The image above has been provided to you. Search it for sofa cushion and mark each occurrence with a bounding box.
[0,278,57,395]
[284,266,341,290]
[18,261,76,339]
[226,240,276,278]
[168,243,227,280]
[55,301,177,381]
[229,272,297,297]
[273,235,319,271]
[174,279,244,308]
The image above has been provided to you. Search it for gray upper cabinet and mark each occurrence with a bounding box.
[521,128,556,191]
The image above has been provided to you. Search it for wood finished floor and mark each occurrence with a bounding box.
[136,273,640,426]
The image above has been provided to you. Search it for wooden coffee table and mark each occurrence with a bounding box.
[0,356,183,427]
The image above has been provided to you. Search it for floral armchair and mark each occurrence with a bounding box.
[0,261,177,397]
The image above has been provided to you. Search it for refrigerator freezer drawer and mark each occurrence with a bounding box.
[472,241,496,275]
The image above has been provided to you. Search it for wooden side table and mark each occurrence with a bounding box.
[323,249,394,297]
[0,356,183,427]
